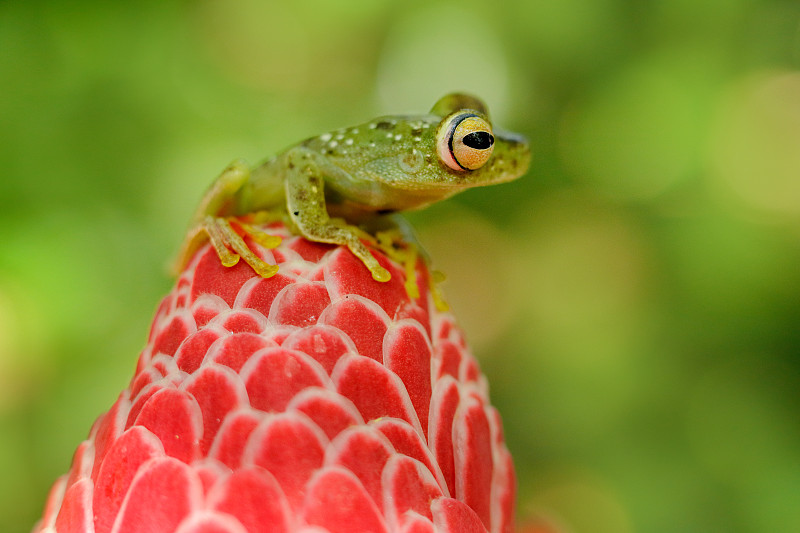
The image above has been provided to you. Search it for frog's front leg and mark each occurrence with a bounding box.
[283,147,391,282]
[173,160,281,277]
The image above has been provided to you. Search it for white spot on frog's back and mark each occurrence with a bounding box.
[320,133,332,142]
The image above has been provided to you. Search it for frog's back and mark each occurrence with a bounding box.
[300,114,440,172]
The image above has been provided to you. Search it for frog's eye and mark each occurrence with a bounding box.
[437,113,495,171]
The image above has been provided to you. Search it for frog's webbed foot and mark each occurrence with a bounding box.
[303,220,392,283]
[369,223,448,310]
[371,227,421,298]
[174,216,281,277]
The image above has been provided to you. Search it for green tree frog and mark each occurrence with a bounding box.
[175,93,531,282]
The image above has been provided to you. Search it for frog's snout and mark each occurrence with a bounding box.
[489,129,531,182]
[495,129,531,158]
[496,129,529,148]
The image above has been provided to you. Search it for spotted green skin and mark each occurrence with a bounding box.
[185,93,531,281]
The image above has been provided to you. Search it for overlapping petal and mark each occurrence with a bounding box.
[34,223,515,533]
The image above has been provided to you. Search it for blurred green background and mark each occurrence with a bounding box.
[1,1,799,531]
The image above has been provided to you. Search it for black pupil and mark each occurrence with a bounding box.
[462,131,494,150]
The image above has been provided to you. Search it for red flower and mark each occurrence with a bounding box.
[34,223,516,533]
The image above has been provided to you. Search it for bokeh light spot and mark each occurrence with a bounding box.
[0,284,51,412]
[708,71,800,219]
[515,192,649,363]
[506,192,653,447]
[415,207,520,352]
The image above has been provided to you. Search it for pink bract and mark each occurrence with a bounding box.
[34,223,516,533]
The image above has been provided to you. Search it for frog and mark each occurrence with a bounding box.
[174,93,531,283]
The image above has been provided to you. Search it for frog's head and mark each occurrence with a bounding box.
[357,93,530,197]
[427,93,530,189]
[341,93,529,209]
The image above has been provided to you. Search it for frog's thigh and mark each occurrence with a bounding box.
[284,148,391,282]
[191,159,251,223]
[173,160,250,273]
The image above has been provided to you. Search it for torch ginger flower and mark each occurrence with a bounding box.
[34,222,516,533]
